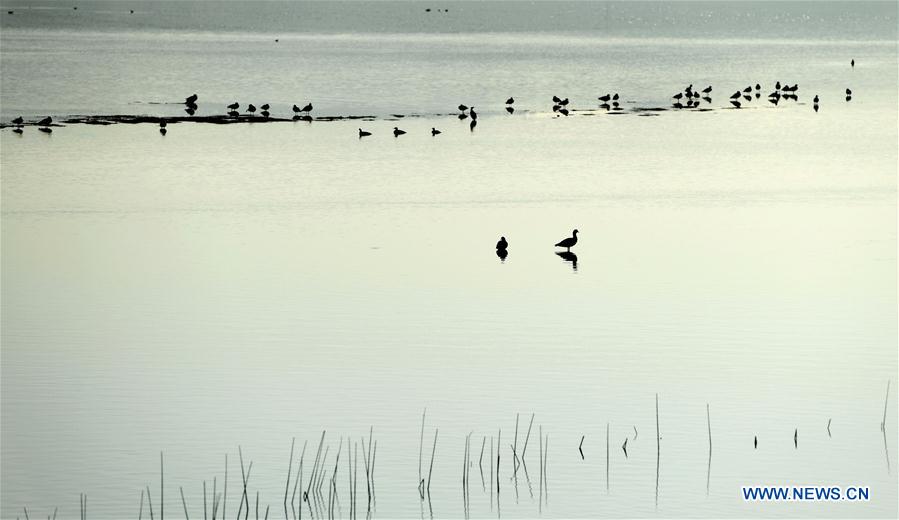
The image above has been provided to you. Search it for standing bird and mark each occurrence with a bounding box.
[755,83,761,91]
[671,93,683,101]
[730,91,741,100]
[702,86,712,94]
[554,229,579,251]
[11,116,24,125]
[227,102,239,111]
[469,107,477,120]
[246,104,256,114]
[358,128,371,137]
[813,94,819,103]
[754,436,758,449]
[431,127,441,136]
[794,429,798,449]
[612,93,619,101]
[851,58,855,68]
[292,104,301,114]
[552,95,562,103]
[185,93,198,104]
[300,103,313,113]
[393,127,406,137]
[457,104,468,112]
[496,236,508,251]
[159,120,167,135]
[775,81,782,91]
[600,94,612,102]
[845,88,852,96]
[260,103,270,111]
[38,116,52,126]
[505,97,514,105]
[560,98,569,106]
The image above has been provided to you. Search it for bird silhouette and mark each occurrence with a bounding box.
[599,94,612,102]
[552,95,562,103]
[555,229,578,251]
[159,121,167,128]
[851,58,855,68]
[458,104,468,112]
[260,103,270,111]
[13,128,23,134]
[845,88,852,96]
[559,108,569,116]
[457,113,469,120]
[11,116,23,125]
[393,127,406,137]
[496,236,508,251]
[247,104,256,114]
[730,91,740,100]
[469,107,477,120]
[730,100,742,108]
[743,86,752,93]
[612,93,619,100]
[185,93,198,104]
[775,81,782,90]
[754,436,758,449]
[292,104,300,114]
[38,127,52,134]
[702,86,712,94]
[38,116,52,126]
[560,98,569,106]
[505,97,514,104]
[672,93,683,100]
[431,127,441,136]
[228,110,239,117]
[159,128,167,136]
[227,102,239,111]
[358,128,371,137]
[505,106,514,114]
[260,110,270,118]
[813,95,819,103]
[301,103,313,113]
[755,83,761,90]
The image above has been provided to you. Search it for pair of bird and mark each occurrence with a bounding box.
[10,115,53,134]
[495,229,579,252]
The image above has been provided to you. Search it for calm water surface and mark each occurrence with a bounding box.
[1,1,897,518]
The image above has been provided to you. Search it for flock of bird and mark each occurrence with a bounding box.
[5,60,858,137]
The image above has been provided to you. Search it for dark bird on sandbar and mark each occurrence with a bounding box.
[39,127,52,134]
[358,128,371,137]
[247,103,256,114]
[813,94,819,103]
[555,229,578,251]
[505,97,514,105]
[702,85,712,94]
[470,119,477,131]
[496,236,508,251]
[612,93,619,101]
[185,93,198,104]
[794,429,798,448]
[11,116,23,125]
[38,116,52,126]
[685,84,693,94]
[600,94,612,102]
[755,83,761,90]
[159,120,167,128]
[552,104,560,112]
[300,103,313,113]
[560,98,569,106]
[754,436,758,449]
[393,127,406,137]
[845,88,852,96]
[227,102,239,111]
[431,127,441,136]
[730,91,741,100]
[260,103,270,111]
[775,81,782,91]
[552,95,562,103]
[671,93,683,101]
[743,86,752,93]
[457,104,468,111]
[851,58,855,68]
[260,110,270,118]
[469,107,477,120]
[13,127,23,134]
[292,104,300,114]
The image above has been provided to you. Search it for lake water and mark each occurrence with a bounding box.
[1,1,897,519]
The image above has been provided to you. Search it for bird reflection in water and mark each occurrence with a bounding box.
[496,248,508,262]
[556,251,578,271]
